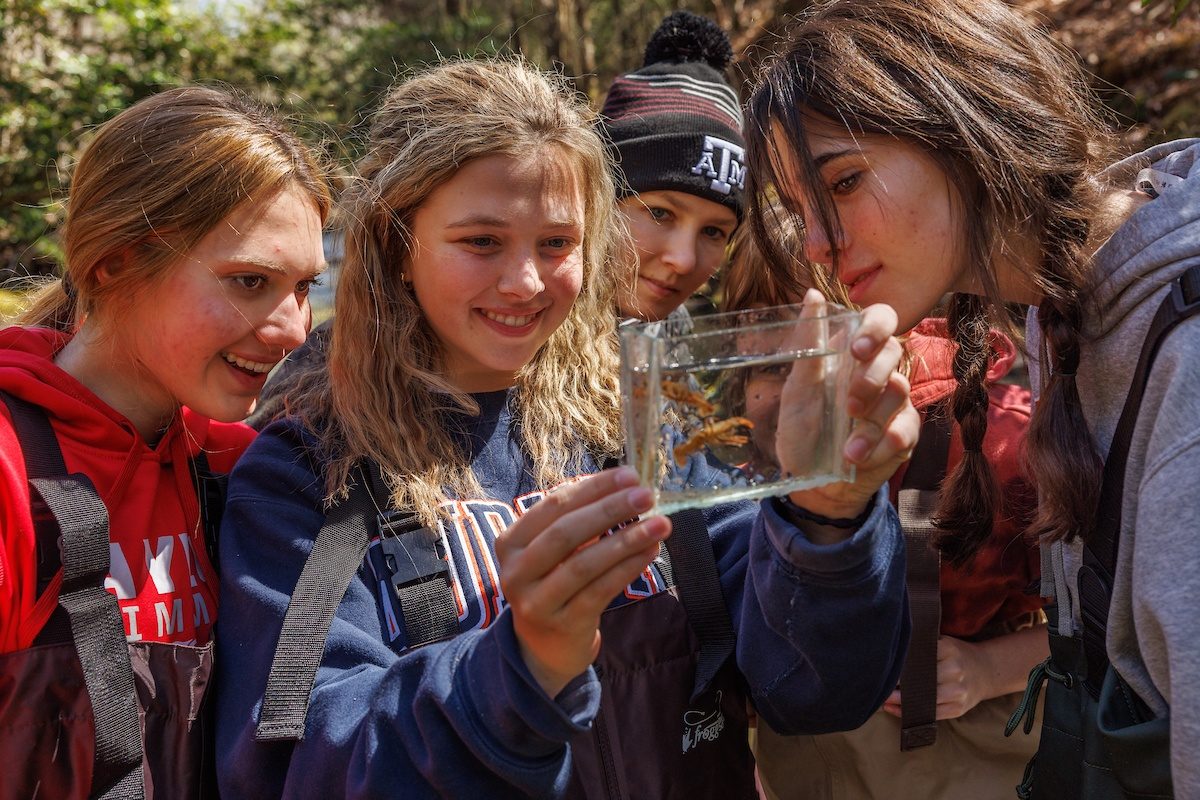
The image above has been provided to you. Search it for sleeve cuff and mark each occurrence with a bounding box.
[761,485,896,580]
[468,608,601,746]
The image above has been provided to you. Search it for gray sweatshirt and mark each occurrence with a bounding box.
[1030,139,1200,796]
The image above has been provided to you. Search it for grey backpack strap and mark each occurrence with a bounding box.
[255,464,379,741]
[896,404,952,751]
[1,391,145,798]
[256,461,458,741]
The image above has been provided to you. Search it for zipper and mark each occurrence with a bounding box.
[591,664,623,800]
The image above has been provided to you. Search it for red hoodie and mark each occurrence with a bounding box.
[891,319,1042,638]
[0,326,255,652]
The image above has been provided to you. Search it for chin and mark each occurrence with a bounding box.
[191,399,256,424]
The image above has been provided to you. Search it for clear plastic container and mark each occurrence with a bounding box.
[619,302,860,516]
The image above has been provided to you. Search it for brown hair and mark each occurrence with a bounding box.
[20,86,332,332]
[744,0,1118,550]
[285,57,628,522]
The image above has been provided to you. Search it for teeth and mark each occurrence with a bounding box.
[223,353,276,374]
[482,310,537,327]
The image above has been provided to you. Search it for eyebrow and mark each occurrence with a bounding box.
[814,148,860,168]
[445,215,582,229]
[227,256,327,276]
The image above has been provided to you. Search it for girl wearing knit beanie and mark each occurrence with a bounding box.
[600,11,746,322]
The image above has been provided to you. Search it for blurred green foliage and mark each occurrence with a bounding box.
[1142,0,1196,23]
[0,0,510,282]
[1,0,1196,288]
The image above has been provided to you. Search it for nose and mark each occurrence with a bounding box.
[257,294,309,354]
[497,252,545,301]
[661,229,699,276]
[802,213,836,266]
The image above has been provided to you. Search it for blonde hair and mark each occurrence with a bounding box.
[19,86,332,331]
[288,58,628,521]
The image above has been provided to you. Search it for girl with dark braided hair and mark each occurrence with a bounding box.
[743,0,1200,795]
[721,201,1040,800]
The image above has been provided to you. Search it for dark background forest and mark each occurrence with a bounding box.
[2,0,1197,298]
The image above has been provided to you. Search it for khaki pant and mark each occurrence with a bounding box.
[752,691,1041,800]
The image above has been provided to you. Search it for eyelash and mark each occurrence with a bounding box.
[462,236,576,250]
[233,275,322,294]
[831,173,860,194]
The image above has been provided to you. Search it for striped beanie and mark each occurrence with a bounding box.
[600,11,746,219]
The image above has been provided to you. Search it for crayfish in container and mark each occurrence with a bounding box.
[673,417,755,467]
[660,378,717,417]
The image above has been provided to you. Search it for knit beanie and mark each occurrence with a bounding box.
[600,11,747,219]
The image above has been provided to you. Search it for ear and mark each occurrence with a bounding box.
[93,247,137,286]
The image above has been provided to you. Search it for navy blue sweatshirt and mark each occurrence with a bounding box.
[216,390,908,798]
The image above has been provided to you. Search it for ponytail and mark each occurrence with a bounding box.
[16,277,77,332]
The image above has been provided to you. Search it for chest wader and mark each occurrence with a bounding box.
[0,392,225,800]
[257,462,756,799]
[1004,265,1200,799]
[894,406,952,752]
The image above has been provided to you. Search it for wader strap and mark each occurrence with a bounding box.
[0,390,67,476]
[189,452,228,576]
[256,465,378,741]
[377,486,458,650]
[31,475,145,799]
[896,404,952,751]
[1,391,71,639]
[1,392,144,798]
[1078,264,1200,697]
[666,507,735,700]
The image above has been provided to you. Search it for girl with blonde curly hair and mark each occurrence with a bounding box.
[217,56,919,799]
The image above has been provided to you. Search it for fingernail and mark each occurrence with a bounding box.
[613,466,639,486]
[845,436,869,463]
[627,486,653,509]
[646,515,671,541]
[852,337,872,358]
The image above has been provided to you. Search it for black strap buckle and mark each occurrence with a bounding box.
[1173,265,1200,311]
[378,512,448,590]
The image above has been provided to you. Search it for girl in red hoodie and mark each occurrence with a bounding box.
[0,86,331,799]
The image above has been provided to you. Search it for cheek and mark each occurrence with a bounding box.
[631,222,665,263]
[551,256,585,299]
[744,382,782,417]
[167,295,247,359]
[697,244,724,281]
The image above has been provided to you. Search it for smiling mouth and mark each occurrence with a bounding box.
[481,309,539,327]
[222,352,277,375]
[641,276,676,294]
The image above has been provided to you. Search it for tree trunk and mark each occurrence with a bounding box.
[576,0,597,97]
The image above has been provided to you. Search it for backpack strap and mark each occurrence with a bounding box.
[256,461,458,741]
[896,403,953,751]
[665,507,736,700]
[1078,264,1200,699]
[0,391,145,799]
[256,463,380,741]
